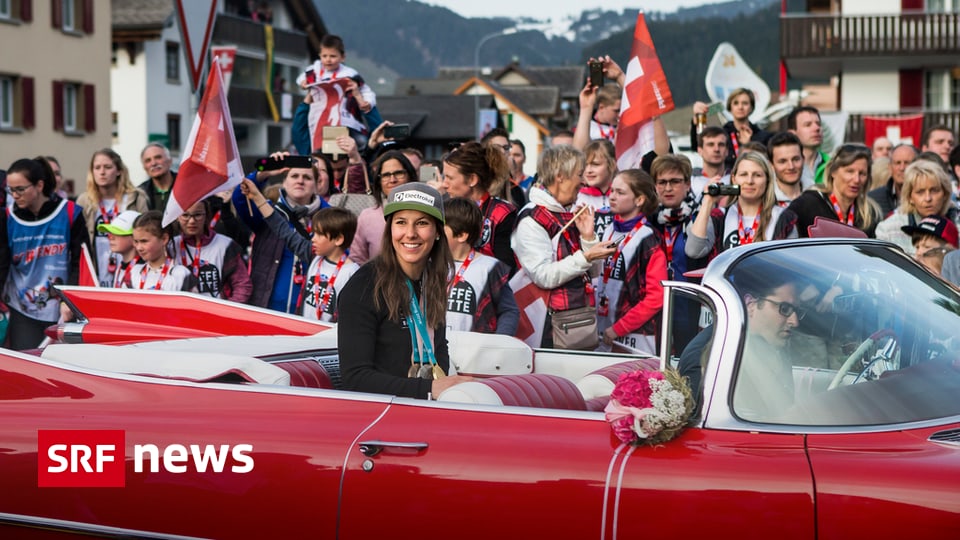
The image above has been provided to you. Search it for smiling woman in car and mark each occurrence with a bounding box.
[337,183,473,399]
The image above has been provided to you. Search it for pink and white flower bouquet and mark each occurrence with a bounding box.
[604,369,694,445]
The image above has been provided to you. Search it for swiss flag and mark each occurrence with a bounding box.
[615,12,674,170]
[307,79,355,151]
[163,59,244,227]
[508,270,550,349]
[78,243,98,287]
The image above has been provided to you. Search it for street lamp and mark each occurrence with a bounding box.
[474,28,518,139]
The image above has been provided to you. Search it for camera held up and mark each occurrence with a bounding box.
[707,183,740,197]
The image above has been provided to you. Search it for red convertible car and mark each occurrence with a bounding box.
[1,239,958,539]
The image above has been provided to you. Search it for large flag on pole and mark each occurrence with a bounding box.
[163,59,244,227]
[615,12,674,171]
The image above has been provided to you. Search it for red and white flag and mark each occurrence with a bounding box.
[615,12,674,171]
[78,243,98,287]
[307,79,355,151]
[163,59,244,227]
[508,270,550,349]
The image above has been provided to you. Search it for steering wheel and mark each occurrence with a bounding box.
[828,329,897,390]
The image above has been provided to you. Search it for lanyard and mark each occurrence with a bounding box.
[602,218,647,287]
[663,224,680,264]
[829,194,855,226]
[98,199,119,226]
[404,279,441,378]
[139,259,171,290]
[448,249,476,292]
[542,204,578,252]
[314,254,346,318]
[180,238,201,276]
[730,131,740,158]
[113,260,134,288]
[737,204,760,245]
[594,118,614,141]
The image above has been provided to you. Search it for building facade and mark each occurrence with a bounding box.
[781,0,960,143]
[0,1,112,194]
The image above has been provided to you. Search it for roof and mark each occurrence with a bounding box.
[376,95,498,140]
[495,64,585,99]
[453,78,550,137]
[393,78,466,96]
[494,84,558,117]
[112,0,173,31]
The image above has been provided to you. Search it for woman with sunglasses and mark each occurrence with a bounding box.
[76,149,149,287]
[1,157,90,350]
[350,150,415,265]
[173,197,252,303]
[787,144,881,237]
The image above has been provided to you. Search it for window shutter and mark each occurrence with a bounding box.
[52,80,63,131]
[22,77,35,129]
[899,69,923,110]
[51,0,61,29]
[83,83,95,132]
[20,0,32,22]
[82,0,93,34]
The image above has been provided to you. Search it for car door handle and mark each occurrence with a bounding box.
[358,440,429,457]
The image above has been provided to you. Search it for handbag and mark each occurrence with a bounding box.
[550,305,598,351]
[328,161,377,216]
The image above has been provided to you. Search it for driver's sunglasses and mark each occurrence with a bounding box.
[761,297,807,320]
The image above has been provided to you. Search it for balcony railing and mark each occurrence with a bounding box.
[782,11,960,59]
[845,110,960,144]
[213,14,309,59]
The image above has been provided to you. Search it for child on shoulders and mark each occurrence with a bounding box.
[295,34,378,147]
[443,198,519,335]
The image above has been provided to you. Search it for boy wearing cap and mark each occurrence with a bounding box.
[902,215,958,277]
[97,210,141,288]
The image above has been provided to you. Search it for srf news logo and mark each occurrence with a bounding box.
[38,430,254,488]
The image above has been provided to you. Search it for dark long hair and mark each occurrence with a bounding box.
[372,214,453,328]
[370,151,416,207]
[8,157,56,197]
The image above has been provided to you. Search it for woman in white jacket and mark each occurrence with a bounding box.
[511,145,617,348]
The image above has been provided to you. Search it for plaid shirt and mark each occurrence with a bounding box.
[519,205,590,312]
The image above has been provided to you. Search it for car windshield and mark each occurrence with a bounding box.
[726,243,960,426]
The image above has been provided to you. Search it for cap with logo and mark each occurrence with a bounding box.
[901,214,960,248]
[97,210,142,236]
[383,183,444,224]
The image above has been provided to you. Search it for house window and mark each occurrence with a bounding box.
[926,0,959,13]
[166,42,180,82]
[925,70,960,111]
[53,80,94,134]
[53,0,93,34]
[167,114,181,152]
[0,0,11,19]
[63,82,78,132]
[61,0,74,30]
[0,77,13,128]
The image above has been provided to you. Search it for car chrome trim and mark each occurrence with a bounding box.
[0,512,206,539]
[357,440,429,457]
[928,427,960,446]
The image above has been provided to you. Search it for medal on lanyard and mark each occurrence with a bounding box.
[405,279,443,380]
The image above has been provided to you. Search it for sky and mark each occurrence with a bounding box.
[423,0,714,20]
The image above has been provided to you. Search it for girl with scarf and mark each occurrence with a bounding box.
[594,169,666,354]
[173,197,252,303]
[575,139,618,241]
[232,152,328,312]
